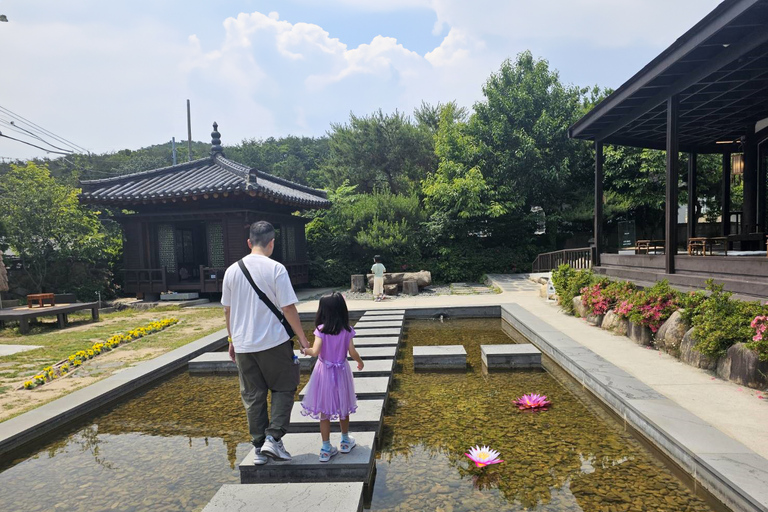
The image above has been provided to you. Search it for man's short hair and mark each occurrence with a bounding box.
[250,221,275,248]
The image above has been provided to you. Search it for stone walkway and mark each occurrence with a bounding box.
[294,274,768,461]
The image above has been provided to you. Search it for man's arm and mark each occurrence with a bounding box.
[282,303,309,351]
[224,306,235,362]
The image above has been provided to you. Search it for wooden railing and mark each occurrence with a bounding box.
[532,247,595,273]
[123,268,167,293]
[200,266,226,293]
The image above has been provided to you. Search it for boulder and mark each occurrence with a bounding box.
[586,314,604,327]
[540,284,548,298]
[716,343,768,389]
[350,274,366,292]
[572,296,587,318]
[602,310,629,335]
[628,321,653,346]
[383,283,399,296]
[402,280,419,296]
[367,271,431,289]
[654,310,688,356]
[679,328,718,370]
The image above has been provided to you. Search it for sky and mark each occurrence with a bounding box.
[0,0,723,161]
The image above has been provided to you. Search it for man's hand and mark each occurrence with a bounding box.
[228,342,236,363]
[298,337,310,355]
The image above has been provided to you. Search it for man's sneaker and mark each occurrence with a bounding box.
[261,435,292,461]
[339,436,356,453]
[253,447,268,465]
[319,445,339,462]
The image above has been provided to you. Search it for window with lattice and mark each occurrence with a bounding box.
[207,222,225,268]
[286,225,296,262]
[157,224,177,273]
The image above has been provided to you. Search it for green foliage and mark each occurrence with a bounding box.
[691,281,765,358]
[0,162,121,298]
[551,264,595,315]
[226,136,329,187]
[624,281,680,333]
[678,290,708,324]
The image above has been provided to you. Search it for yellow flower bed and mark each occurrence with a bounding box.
[22,317,179,390]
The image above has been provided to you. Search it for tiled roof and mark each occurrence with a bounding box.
[79,154,329,209]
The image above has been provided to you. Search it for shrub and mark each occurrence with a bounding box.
[552,264,594,315]
[626,281,679,333]
[678,290,707,324]
[747,316,768,361]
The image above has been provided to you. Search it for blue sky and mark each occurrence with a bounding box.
[0,0,722,160]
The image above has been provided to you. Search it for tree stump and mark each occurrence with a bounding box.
[403,280,418,296]
[384,284,399,296]
[351,274,366,292]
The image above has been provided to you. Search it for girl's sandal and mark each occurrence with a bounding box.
[339,437,356,453]
[319,446,339,462]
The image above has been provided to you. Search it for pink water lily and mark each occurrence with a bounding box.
[465,445,503,468]
[514,393,551,410]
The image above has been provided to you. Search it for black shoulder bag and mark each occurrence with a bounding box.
[237,259,296,339]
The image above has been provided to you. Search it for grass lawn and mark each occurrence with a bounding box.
[0,305,226,422]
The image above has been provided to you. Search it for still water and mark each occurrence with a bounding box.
[0,319,720,512]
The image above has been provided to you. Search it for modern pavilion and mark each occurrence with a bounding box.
[79,123,330,299]
[568,0,768,298]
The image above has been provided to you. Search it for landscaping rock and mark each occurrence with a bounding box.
[350,274,366,292]
[367,271,432,289]
[679,328,718,371]
[716,343,768,389]
[586,314,604,327]
[572,296,587,318]
[383,284,399,296]
[628,321,653,346]
[402,280,418,296]
[601,310,629,335]
[654,310,688,355]
[539,284,548,298]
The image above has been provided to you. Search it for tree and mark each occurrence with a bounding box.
[0,162,120,297]
[226,136,329,187]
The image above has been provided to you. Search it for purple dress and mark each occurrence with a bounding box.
[300,326,358,420]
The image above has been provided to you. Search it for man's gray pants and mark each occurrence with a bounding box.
[235,340,299,447]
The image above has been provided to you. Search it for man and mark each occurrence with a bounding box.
[222,221,310,464]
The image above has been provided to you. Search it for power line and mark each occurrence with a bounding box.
[0,105,90,154]
[0,132,73,155]
[8,120,75,154]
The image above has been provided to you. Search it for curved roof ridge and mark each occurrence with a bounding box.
[214,154,251,179]
[81,157,213,185]
[255,169,328,199]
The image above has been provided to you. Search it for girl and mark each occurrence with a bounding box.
[300,292,364,462]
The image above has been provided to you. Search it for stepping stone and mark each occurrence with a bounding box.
[354,336,400,348]
[354,320,402,329]
[361,309,405,316]
[356,315,404,322]
[189,352,234,374]
[190,352,394,376]
[203,482,364,512]
[0,344,42,356]
[353,346,397,360]
[239,432,376,485]
[352,358,395,377]
[299,377,389,400]
[481,344,541,369]
[289,399,385,434]
[354,328,401,338]
[413,345,467,370]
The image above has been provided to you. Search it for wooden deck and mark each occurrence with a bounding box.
[0,302,99,334]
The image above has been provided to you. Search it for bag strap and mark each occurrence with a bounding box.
[237,259,287,324]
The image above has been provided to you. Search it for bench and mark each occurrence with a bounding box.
[635,240,665,255]
[688,236,728,256]
[27,293,55,308]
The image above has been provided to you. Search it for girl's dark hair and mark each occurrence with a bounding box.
[315,292,351,335]
[373,255,381,263]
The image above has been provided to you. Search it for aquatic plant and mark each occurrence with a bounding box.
[514,393,551,410]
[465,445,504,468]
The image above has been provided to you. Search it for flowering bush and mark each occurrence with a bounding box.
[581,282,611,316]
[747,315,768,361]
[552,265,594,315]
[626,281,680,333]
[21,317,179,390]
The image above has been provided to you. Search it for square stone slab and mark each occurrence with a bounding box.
[353,346,397,360]
[0,344,43,357]
[203,482,363,512]
[354,336,400,348]
[239,432,376,484]
[190,352,392,376]
[354,321,403,329]
[354,328,401,338]
[299,377,390,400]
[356,315,404,322]
[481,344,541,369]
[361,309,405,316]
[413,345,467,370]
[289,399,384,434]
[352,358,395,377]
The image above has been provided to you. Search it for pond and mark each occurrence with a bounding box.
[0,318,724,512]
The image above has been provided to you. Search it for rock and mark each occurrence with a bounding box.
[586,314,604,327]
[679,328,718,370]
[367,271,431,289]
[540,284,548,298]
[350,274,366,292]
[654,310,688,355]
[383,283,399,296]
[628,321,653,346]
[601,310,628,335]
[716,343,768,389]
[537,277,548,285]
[402,280,418,296]
[572,296,587,318]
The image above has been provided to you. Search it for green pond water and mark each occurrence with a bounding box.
[0,319,721,512]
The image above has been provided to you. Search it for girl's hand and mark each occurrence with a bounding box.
[357,360,364,371]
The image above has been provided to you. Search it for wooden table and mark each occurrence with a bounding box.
[635,240,665,255]
[688,237,728,256]
[27,293,55,308]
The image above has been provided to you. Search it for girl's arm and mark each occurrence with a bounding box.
[348,337,364,370]
[303,336,323,357]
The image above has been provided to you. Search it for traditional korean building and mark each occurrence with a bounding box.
[79,123,330,299]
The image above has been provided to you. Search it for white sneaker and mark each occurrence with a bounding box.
[339,436,356,453]
[253,447,268,465]
[261,435,292,461]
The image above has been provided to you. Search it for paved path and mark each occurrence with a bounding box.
[296,274,768,461]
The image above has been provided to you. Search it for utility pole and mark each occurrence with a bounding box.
[186,99,192,162]
[171,137,177,165]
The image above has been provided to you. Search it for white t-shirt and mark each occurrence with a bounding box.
[221,254,298,353]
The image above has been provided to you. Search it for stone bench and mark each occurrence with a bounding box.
[481,344,541,369]
[289,399,385,435]
[239,432,376,486]
[203,483,364,512]
[189,353,394,377]
[299,376,390,401]
[413,345,466,370]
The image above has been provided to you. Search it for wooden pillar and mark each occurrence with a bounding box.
[594,141,604,267]
[665,96,679,275]
[687,153,697,241]
[757,136,766,233]
[743,123,757,234]
[722,152,731,237]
